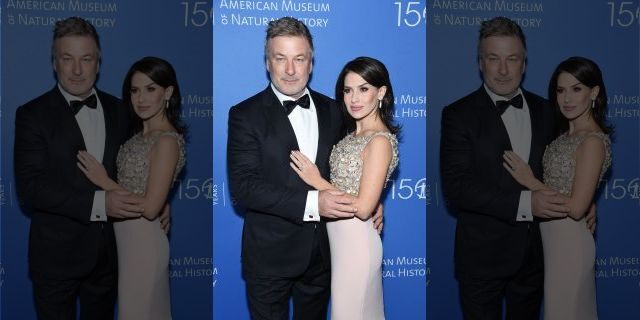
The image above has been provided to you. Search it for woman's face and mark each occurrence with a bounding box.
[342,72,386,121]
[555,72,599,122]
[129,72,173,121]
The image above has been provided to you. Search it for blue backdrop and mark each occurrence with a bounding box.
[213,0,426,319]
[1,1,213,319]
[427,0,640,319]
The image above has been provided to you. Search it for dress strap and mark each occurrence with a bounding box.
[364,131,397,145]
[578,131,610,149]
[148,130,183,146]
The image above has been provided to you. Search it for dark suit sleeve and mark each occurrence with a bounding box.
[14,106,94,223]
[440,105,521,224]
[227,105,308,224]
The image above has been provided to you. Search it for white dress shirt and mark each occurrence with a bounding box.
[270,84,321,222]
[484,84,534,221]
[58,84,108,222]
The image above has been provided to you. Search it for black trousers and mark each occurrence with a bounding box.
[458,232,543,320]
[31,237,117,320]
[244,232,330,320]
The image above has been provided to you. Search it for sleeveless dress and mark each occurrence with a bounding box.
[327,131,399,320]
[540,131,611,320]
[114,131,186,320]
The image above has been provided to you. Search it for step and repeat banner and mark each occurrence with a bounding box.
[1,1,212,319]
[427,1,640,319]
[213,0,426,319]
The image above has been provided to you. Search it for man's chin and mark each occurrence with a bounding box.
[490,86,518,97]
[279,87,305,97]
[63,86,93,97]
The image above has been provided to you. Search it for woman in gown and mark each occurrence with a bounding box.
[289,57,399,320]
[502,56,612,320]
[76,56,186,320]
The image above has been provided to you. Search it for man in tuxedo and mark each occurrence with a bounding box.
[440,17,575,319]
[14,17,162,320]
[227,17,381,320]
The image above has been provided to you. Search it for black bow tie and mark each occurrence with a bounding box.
[70,94,97,115]
[283,94,310,115]
[495,94,523,115]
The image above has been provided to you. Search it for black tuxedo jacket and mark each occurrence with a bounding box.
[227,86,344,277]
[14,86,130,279]
[440,86,557,278]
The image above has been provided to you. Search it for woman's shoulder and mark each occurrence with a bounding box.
[146,129,183,140]
[575,130,612,172]
[361,131,400,178]
[147,130,185,151]
[358,129,396,140]
[364,131,398,147]
[574,130,609,146]
[361,131,398,161]
[574,130,610,158]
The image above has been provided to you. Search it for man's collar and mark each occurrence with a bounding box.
[270,83,310,105]
[483,83,523,105]
[58,84,97,106]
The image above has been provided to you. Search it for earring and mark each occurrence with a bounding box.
[378,99,382,109]
[165,100,169,109]
[591,99,595,109]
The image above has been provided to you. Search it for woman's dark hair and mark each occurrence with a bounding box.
[548,56,613,134]
[335,56,401,135]
[122,56,187,135]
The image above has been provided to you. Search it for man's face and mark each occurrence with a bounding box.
[478,36,525,98]
[266,35,312,99]
[53,35,99,99]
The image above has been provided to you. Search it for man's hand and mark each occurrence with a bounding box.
[585,203,597,234]
[531,190,569,219]
[318,189,356,219]
[159,204,171,234]
[106,190,143,219]
[372,203,384,234]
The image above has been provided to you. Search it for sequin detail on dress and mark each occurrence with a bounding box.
[329,131,399,196]
[542,131,611,196]
[116,131,186,195]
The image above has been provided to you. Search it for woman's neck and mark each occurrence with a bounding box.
[143,118,172,135]
[355,117,387,136]
[568,117,599,134]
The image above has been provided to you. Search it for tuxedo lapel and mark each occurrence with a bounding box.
[98,91,119,172]
[261,87,300,151]
[310,90,331,168]
[524,91,545,166]
[477,88,512,151]
[51,87,87,152]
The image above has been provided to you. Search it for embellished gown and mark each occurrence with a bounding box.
[540,132,611,320]
[327,131,399,320]
[114,131,185,320]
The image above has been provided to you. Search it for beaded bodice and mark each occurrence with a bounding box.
[329,132,399,196]
[542,131,611,196]
[116,131,186,195]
